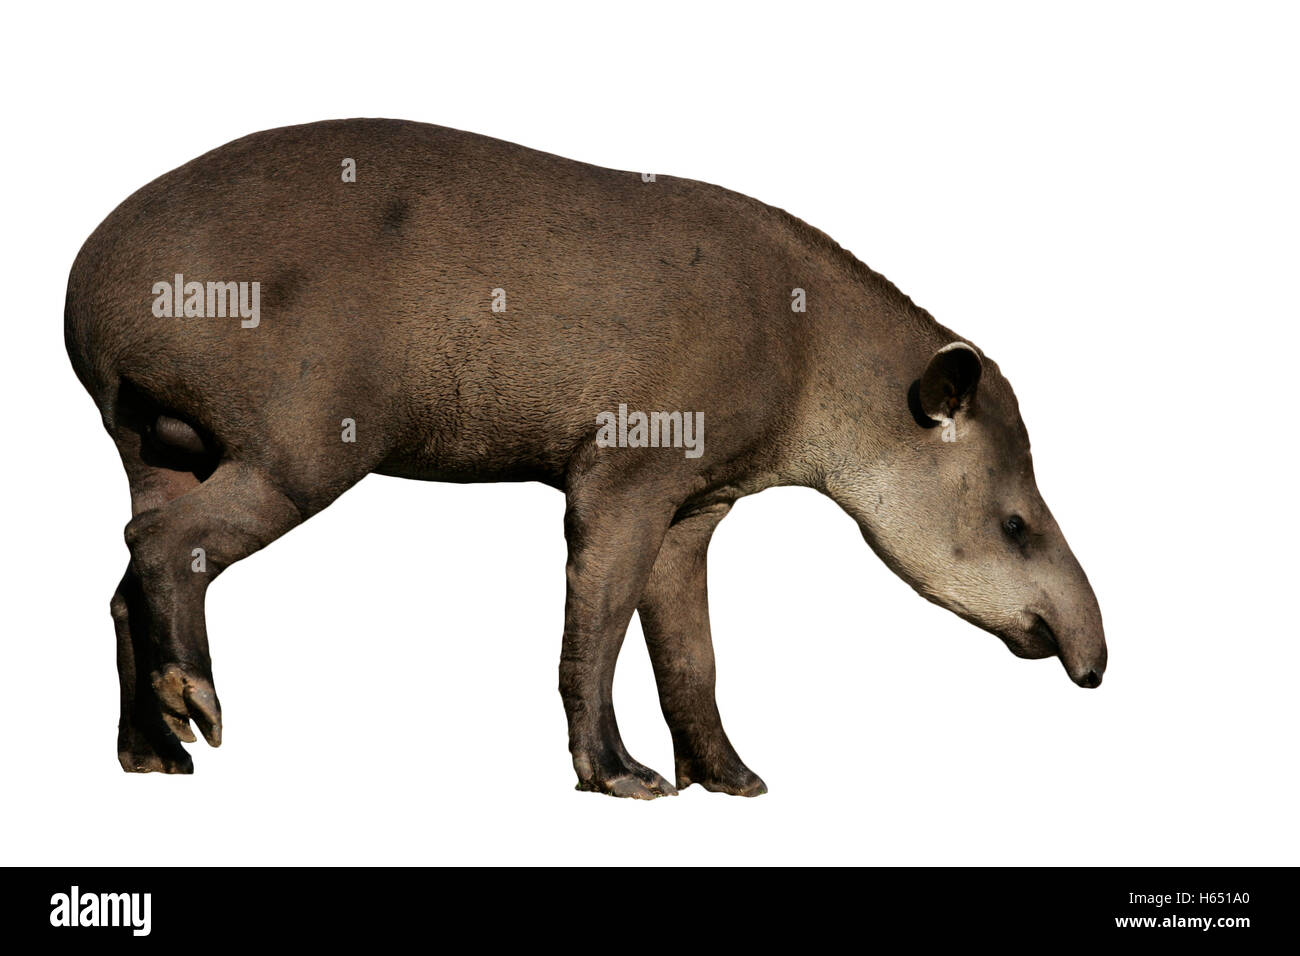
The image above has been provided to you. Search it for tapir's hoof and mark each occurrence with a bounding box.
[574,756,677,799]
[117,722,194,774]
[677,758,768,797]
[151,663,222,748]
[118,746,194,774]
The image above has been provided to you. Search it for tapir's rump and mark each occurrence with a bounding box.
[66,119,1104,795]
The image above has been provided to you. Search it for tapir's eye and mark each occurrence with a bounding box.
[1003,515,1027,541]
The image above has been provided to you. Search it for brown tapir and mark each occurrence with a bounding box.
[65,119,1106,797]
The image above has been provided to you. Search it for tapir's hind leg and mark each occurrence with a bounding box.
[638,505,767,796]
[114,567,192,772]
[120,460,303,766]
[112,444,205,772]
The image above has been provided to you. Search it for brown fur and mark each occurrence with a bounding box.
[66,119,1105,795]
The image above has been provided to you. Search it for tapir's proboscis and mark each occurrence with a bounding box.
[65,119,1106,797]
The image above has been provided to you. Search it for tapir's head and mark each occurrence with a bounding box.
[839,340,1106,687]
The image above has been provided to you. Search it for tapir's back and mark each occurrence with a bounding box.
[66,119,806,487]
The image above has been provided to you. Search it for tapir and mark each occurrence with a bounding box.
[65,119,1106,797]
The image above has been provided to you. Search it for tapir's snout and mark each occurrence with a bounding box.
[1075,667,1103,689]
[1064,626,1107,689]
[1014,602,1106,689]
[996,595,1105,688]
[989,520,1107,689]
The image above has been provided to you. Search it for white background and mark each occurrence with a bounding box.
[3,2,1296,866]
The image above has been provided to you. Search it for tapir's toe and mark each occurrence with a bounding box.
[696,773,768,797]
[599,773,677,799]
[574,755,677,799]
[151,663,222,748]
[118,746,194,774]
[677,756,768,797]
[117,721,194,774]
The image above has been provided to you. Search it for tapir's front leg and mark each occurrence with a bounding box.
[560,477,677,798]
[639,504,767,796]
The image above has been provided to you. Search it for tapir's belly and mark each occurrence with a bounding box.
[367,308,689,488]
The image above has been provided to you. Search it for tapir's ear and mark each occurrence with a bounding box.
[916,342,983,422]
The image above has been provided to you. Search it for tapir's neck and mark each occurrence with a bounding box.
[769,218,958,496]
